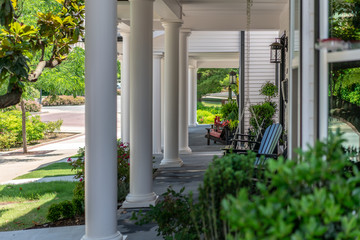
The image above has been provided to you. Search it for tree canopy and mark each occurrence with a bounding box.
[197,68,238,100]
[0,0,85,108]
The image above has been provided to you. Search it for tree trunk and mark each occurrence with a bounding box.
[0,87,22,109]
[20,100,28,153]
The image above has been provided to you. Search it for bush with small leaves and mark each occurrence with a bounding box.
[46,203,62,222]
[222,131,360,239]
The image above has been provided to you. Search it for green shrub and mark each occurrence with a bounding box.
[0,110,62,149]
[47,200,75,222]
[133,153,264,240]
[45,120,63,134]
[222,131,360,239]
[58,200,75,219]
[42,95,85,106]
[249,101,276,132]
[197,110,216,124]
[194,152,263,239]
[0,131,17,149]
[132,187,197,240]
[220,100,238,121]
[46,203,62,222]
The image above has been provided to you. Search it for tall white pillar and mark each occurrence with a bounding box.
[83,0,122,239]
[188,66,198,126]
[153,53,162,154]
[160,20,183,167]
[161,57,165,149]
[123,0,158,208]
[179,29,192,154]
[120,30,130,143]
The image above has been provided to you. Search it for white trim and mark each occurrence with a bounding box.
[327,49,360,63]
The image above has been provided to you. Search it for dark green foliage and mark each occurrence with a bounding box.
[46,203,62,222]
[58,200,74,219]
[132,187,198,240]
[46,200,75,222]
[195,152,264,239]
[330,0,360,41]
[220,100,238,121]
[222,131,360,239]
[260,81,278,101]
[132,153,264,239]
[72,197,84,216]
[197,68,237,100]
[249,101,276,132]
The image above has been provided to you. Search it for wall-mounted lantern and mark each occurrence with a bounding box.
[269,39,283,63]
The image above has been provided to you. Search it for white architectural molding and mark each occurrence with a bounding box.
[160,19,184,167]
[83,0,122,239]
[123,0,159,208]
[179,29,192,154]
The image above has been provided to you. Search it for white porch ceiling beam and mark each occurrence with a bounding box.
[117,0,182,22]
[154,0,182,20]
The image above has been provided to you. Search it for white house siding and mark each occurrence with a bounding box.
[244,31,279,133]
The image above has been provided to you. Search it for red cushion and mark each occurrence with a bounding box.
[210,131,221,138]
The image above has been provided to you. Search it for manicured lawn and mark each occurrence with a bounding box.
[15,162,77,179]
[202,101,222,108]
[0,181,77,231]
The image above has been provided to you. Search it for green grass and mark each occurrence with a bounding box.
[0,181,77,231]
[202,101,222,108]
[15,162,77,180]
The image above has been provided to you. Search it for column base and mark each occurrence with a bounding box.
[153,150,163,154]
[122,193,159,208]
[179,146,192,154]
[160,157,184,167]
[81,231,124,240]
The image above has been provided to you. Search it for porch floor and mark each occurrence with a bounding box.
[0,125,225,240]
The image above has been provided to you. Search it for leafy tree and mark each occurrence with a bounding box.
[0,0,85,108]
[35,47,85,97]
[197,68,238,101]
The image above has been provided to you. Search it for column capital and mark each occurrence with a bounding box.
[161,19,183,28]
[129,0,154,2]
[153,52,164,59]
[180,28,191,37]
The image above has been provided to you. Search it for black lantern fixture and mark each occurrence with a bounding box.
[270,39,283,63]
[228,71,237,100]
[229,71,237,84]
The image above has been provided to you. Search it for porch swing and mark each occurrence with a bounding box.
[224,0,283,159]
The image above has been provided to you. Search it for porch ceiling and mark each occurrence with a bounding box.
[117,0,289,31]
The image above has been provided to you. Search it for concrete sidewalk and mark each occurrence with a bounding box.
[0,125,225,240]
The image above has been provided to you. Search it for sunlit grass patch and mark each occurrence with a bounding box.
[15,162,77,180]
[0,181,76,231]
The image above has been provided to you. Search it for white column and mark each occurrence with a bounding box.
[123,0,158,208]
[160,20,183,167]
[153,53,162,154]
[161,57,165,149]
[83,0,122,239]
[120,30,130,143]
[188,66,197,126]
[179,29,192,154]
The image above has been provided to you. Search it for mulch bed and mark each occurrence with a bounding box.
[26,214,85,230]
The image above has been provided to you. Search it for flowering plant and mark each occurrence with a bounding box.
[68,140,131,201]
[117,140,130,184]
